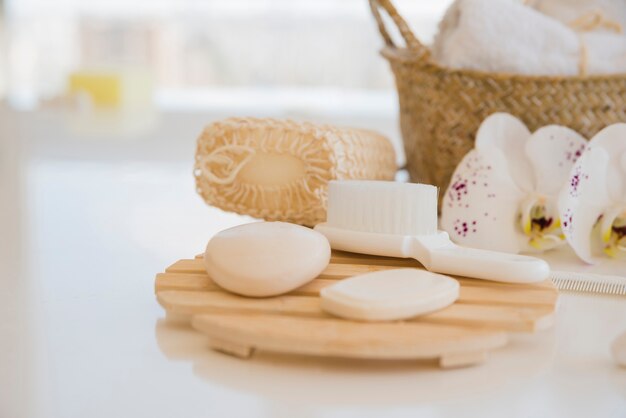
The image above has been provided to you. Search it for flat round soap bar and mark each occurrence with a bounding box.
[204,222,331,297]
[612,331,626,367]
[320,268,459,321]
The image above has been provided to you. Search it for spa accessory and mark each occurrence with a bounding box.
[559,123,626,263]
[194,118,396,227]
[550,270,626,296]
[441,113,587,254]
[314,180,550,283]
[368,0,626,201]
[156,250,557,367]
[612,331,626,367]
[203,222,330,297]
[432,0,626,76]
[320,268,459,321]
[528,0,626,32]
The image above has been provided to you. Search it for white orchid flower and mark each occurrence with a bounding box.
[441,113,587,254]
[558,124,626,263]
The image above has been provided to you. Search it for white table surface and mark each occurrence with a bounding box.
[1,110,626,418]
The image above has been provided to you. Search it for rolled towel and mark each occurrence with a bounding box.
[528,0,626,33]
[432,0,626,76]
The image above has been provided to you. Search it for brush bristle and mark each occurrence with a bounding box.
[326,180,438,236]
[550,271,626,296]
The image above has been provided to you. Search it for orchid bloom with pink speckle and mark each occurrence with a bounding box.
[441,113,587,254]
[559,124,626,263]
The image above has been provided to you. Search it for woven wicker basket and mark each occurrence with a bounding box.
[370,0,626,200]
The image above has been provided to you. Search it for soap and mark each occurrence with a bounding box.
[612,331,626,367]
[320,268,459,321]
[204,221,331,297]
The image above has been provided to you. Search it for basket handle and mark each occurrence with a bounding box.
[369,0,428,54]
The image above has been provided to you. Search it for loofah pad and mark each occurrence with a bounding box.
[194,118,397,226]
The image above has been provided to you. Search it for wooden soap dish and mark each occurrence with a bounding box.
[155,251,558,368]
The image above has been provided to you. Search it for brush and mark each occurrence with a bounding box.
[314,181,550,283]
[550,270,626,296]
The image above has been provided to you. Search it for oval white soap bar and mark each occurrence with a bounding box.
[612,331,626,367]
[204,222,331,297]
[320,268,459,321]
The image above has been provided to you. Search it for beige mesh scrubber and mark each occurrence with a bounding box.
[194,118,397,226]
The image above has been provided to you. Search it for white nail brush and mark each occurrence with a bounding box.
[315,181,550,283]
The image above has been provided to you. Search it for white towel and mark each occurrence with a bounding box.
[528,0,626,32]
[431,0,626,76]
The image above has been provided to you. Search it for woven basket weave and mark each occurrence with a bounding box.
[370,0,626,200]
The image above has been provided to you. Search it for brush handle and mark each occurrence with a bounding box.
[412,237,550,283]
[314,224,550,283]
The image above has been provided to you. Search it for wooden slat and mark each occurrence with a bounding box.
[155,273,215,292]
[166,259,401,278]
[318,263,396,278]
[166,258,556,290]
[456,277,555,290]
[157,289,553,332]
[458,286,557,307]
[191,313,508,363]
[166,259,206,274]
[156,272,557,307]
[330,251,422,267]
[329,251,554,291]
[321,263,556,291]
[194,250,421,267]
[197,249,553,288]
[421,303,554,332]
[196,250,418,266]
[158,290,321,316]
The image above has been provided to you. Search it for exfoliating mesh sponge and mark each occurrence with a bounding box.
[194,118,397,226]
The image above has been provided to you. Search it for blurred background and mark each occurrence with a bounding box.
[0,3,454,416]
[1,0,448,106]
[0,0,460,281]
[0,0,452,155]
[0,1,456,224]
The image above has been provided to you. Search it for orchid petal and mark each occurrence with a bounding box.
[586,123,626,201]
[558,147,612,263]
[475,113,534,193]
[542,196,567,250]
[598,206,626,258]
[600,206,624,244]
[520,195,534,235]
[525,126,587,196]
[441,149,526,254]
